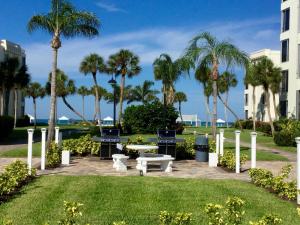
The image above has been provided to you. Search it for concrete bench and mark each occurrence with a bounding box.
[136,155,174,174]
[112,154,129,172]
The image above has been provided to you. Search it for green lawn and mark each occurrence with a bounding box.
[0,142,41,157]
[0,176,299,225]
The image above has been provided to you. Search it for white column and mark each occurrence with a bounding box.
[205,133,208,139]
[27,129,34,175]
[220,129,224,156]
[296,137,300,204]
[58,132,62,147]
[235,130,241,174]
[55,127,59,144]
[41,128,46,171]
[216,134,220,155]
[251,132,257,169]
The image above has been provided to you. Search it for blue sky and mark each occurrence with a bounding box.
[0,0,281,121]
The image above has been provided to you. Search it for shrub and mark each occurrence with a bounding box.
[16,115,30,127]
[62,135,100,156]
[0,116,14,139]
[234,120,272,135]
[123,100,179,134]
[176,137,195,160]
[46,142,62,168]
[273,119,300,146]
[249,214,282,225]
[159,211,192,225]
[58,201,84,225]
[219,151,247,171]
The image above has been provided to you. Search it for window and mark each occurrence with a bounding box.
[282,8,290,32]
[245,84,248,90]
[281,70,289,92]
[245,94,248,106]
[281,39,289,62]
[280,100,288,117]
[245,110,248,120]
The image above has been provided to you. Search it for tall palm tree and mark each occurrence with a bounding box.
[255,57,281,136]
[105,84,131,105]
[107,50,141,124]
[244,62,262,131]
[174,92,187,122]
[195,64,213,128]
[79,54,106,131]
[28,0,100,146]
[77,86,89,120]
[218,71,238,128]
[24,82,46,129]
[46,69,91,124]
[127,80,159,104]
[90,85,107,122]
[183,32,249,138]
[269,69,282,120]
[13,65,31,128]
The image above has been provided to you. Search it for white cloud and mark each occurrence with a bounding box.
[95,1,126,13]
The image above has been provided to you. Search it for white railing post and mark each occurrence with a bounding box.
[58,132,62,147]
[27,129,34,175]
[235,130,241,174]
[251,132,257,169]
[55,127,59,144]
[216,133,220,155]
[296,137,300,204]
[220,129,224,156]
[41,128,46,171]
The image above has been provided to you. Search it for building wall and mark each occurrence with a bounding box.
[0,40,26,119]
[280,0,300,119]
[244,49,281,122]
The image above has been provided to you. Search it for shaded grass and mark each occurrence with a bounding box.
[0,176,299,225]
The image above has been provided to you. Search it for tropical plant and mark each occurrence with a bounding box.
[183,32,249,138]
[105,84,131,106]
[244,62,262,131]
[255,57,281,136]
[77,86,89,121]
[127,80,159,104]
[79,53,106,130]
[107,49,141,124]
[269,68,282,120]
[174,92,187,122]
[28,0,100,146]
[90,85,107,121]
[24,82,46,129]
[218,71,238,128]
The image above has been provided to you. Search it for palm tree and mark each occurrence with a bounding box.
[174,92,187,122]
[46,69,91,124]
[127,80,159,104]
[183,32,249,138]
[269,69,282,120]
[105,84,131,106]
[244,62,262,131]
[255,57,281,136]
[107,50,141,124]
[28,0,100,146]
[79,54,106,131]
[24,82,46,129]
[218,71,238,128]
[77,86,89,120]
[90,85,107,122]
[195,64,213,128]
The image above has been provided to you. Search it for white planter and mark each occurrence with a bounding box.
[62,150,70,165]
[209,153,218,167]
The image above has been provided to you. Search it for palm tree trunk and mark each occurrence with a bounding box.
[47,48,58,149]
[33,98,37,130]
[179,102,183,122]
[82,96,85,121]
[252,86,256,131]
[93,97,97,121]
[92,73,102,133]
[218,93,242,130]
[118,74,125,124]
[204,95,211,128]
[13,88,18,128]
[266,90,275,136]
[272,92,278,120]
[62,96,92,125]
[224,91,229,128]
[0,87,4,116]
[212,80,217,139]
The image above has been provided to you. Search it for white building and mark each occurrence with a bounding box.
[244,49,281,122]
[0,40,26,118]
[176,114,200,127]
[280,0,300,119]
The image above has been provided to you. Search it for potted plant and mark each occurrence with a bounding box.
[208,139,218,167]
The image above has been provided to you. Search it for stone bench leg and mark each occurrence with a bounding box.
[113,158,117,169]
[161,161,173,173]
[116,158,128,172]
[141,161,148,174]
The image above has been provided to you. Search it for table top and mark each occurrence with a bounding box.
[126,145,159,150]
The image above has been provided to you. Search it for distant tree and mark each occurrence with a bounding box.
[174,91,187,122]
[24,82,46,129]
[105,84,132,106]
[77,86,90,120]
[28,0,100,145]
[90,85,107,121]
[107,50,141,124]
[127,80,159,104]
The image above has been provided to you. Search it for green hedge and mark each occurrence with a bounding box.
[0,116,14,139]
[273,119,300,146]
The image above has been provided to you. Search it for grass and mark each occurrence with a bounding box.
[0,142,41,157]
[0,176,299,225]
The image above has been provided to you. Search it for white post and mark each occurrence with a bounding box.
[251,132,257,169]
[27,129,34,175]
[216,134,220,155]
[220,129,224,156]
[235,130,241,174]
[205,133,208,139]
[41,128,46,171]
[296,137,300,204]
[55,127,59,144]
[58,132,62,147]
